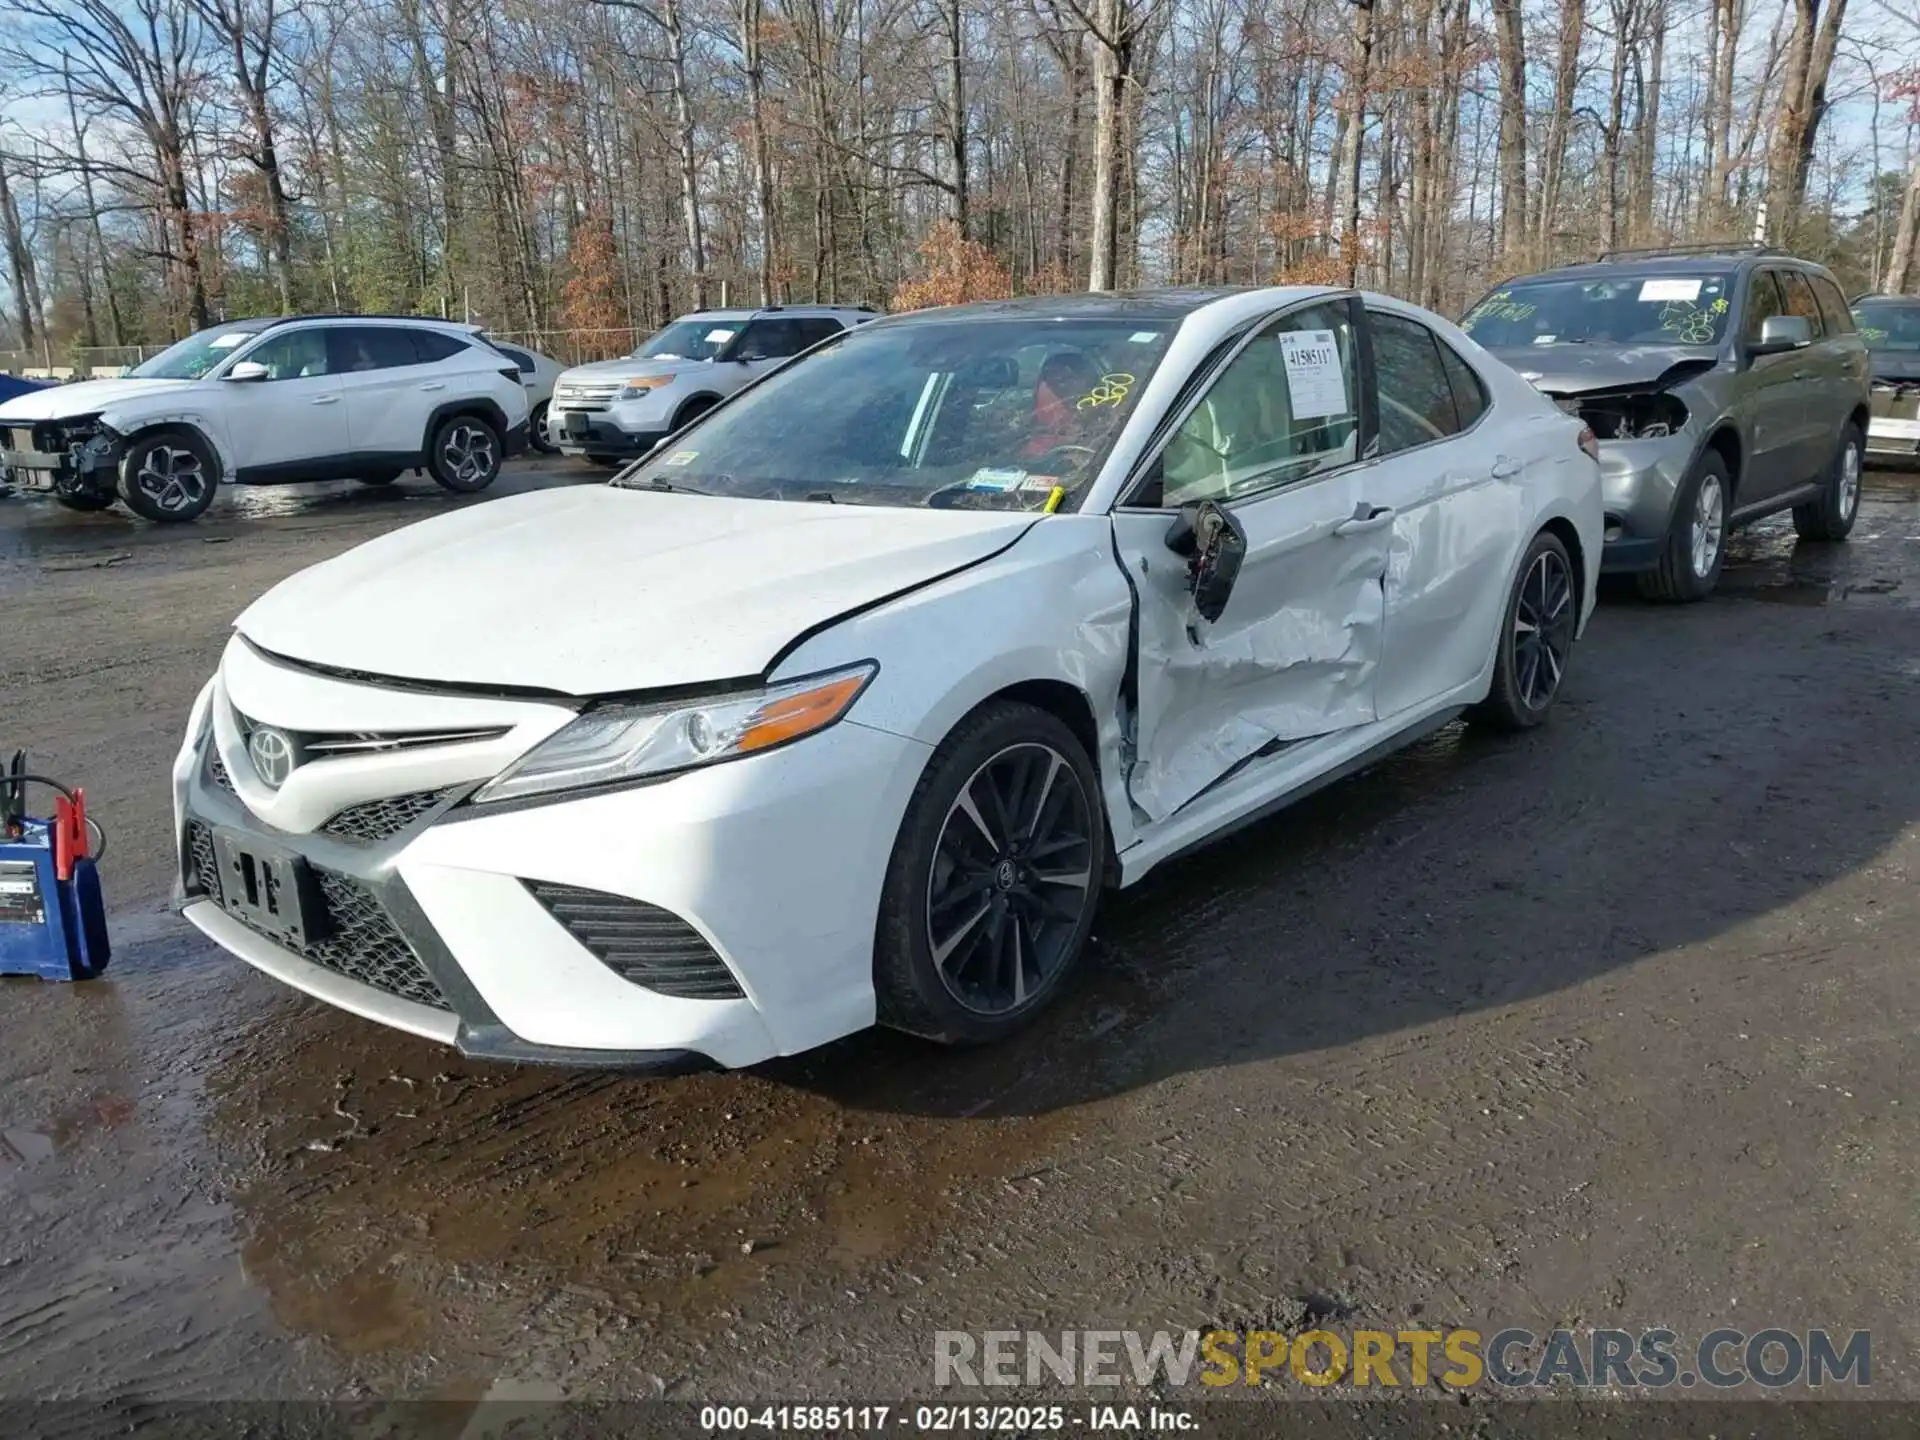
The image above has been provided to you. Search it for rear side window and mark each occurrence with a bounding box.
[1370,311,1462,454]
[1438,344,1488,429]
[410,329,470,363]
[497,345,535,373]
[1743,272,1787,344]
[1810,277,1853,335]
[1779,271,1824,337]
[327,326,417,373]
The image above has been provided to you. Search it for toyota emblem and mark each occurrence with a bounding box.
[247,726,297,789]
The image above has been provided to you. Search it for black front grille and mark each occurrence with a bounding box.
[185,819,451,1011]
[321,790,450,845]
[208,750,236,795]
[524,880,743,999]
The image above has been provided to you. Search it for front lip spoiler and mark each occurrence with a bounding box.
[451,1024,714,1071]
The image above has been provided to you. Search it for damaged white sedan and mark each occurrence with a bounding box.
[173,286,1602,1068]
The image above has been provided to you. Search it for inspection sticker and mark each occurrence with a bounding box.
[1639,279,1702,303]
[1280,330,1349,420]
[661,450,699,466]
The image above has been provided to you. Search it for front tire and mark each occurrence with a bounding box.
[1467,530,1578,733]
[528,400,558,454]
[875,702,1107,1046]
[427,414,502,493]
[117,429,219,523]
[1637,451,1729,603]
[1792,421,1863,542]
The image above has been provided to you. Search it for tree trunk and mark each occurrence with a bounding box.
[738,0,778,303]
[0,154,37,353]
[1537,0,1585,250]
[1490,0,1527,261]
[1336,0,1375,286]
[1886,159,1920,294]
[944,0,969,236]
[1765,0,1848,242]
[1087,0,1129,291]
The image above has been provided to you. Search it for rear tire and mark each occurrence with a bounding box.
[1792,422,1862,541]
[875,701,1107,1047]
[117,429,219,523]
[1636,451,1729,603]
[427,414,502,493]
[1467,530,1579,732]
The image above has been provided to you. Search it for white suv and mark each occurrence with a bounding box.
[549,305,876,465]
[0,316,531,522]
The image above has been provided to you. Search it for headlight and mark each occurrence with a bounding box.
[474,662,877,804]
[618,376,674,400]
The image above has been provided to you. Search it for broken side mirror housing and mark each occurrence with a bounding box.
[1163,499,1247,624]
[1751,314,1813,356]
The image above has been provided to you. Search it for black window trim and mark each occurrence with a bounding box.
[1114,292,1371,514]
[1361,305,1495,462]
[1741,268,1790,353]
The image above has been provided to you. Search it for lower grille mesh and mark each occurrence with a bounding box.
[185,819,451,1011]
[524,880,743,999]
[321,790,450,844]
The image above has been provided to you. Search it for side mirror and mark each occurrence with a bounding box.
[1750,314,1813,355]
[225,360,270,382]
[1163,499,1248,625]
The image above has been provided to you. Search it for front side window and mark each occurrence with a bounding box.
[1778,272,1825,336]
[730,318,808,361]
[794,318,845,348]
[1744,272,1788,343]
[631,319,743,362]
[242,328,331,380]
[1462,272,1733,347]
[131,323,266,380]
[613,315,1177,512]
[1370,312,1462,454]
[1154,302,1359,506]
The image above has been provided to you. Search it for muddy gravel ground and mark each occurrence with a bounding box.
[2,461,1918,1423]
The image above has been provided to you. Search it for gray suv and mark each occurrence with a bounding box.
[1463,246,1870,601]
[549,305,878,466]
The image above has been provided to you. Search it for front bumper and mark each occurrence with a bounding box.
[1593,434,1696,573]
[1866,387,1919,459]
[551,411,668,457]
[503,418,531,459]
[171,642,930,1068]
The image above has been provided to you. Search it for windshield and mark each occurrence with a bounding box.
[1463,273,1733,348]
[130,323,265,379]
[613,316,1176,511]
[631,319,745,362]
[1854,300,1920,351]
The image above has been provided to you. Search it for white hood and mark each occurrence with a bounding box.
[235,486,1036,694]
[0,376,193,421]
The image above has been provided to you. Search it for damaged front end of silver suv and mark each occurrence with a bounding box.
[1495,349,1718,569]
[0,413,124,505]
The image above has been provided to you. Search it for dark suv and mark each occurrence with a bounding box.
[1462,245,1870,601]
[1854,293,1920,463]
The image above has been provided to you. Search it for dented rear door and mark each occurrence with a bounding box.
[1108,299,1389,824]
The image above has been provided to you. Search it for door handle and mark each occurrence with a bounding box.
[1334,503,1396,536]
[1491,455,1523,480]
[419,381,447,392]
[311,395,340,405]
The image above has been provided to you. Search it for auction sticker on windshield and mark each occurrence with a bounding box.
[1280,330,1348,419]
[1638,279,1702,303]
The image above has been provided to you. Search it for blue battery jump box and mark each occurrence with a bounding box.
[0,751,111,982]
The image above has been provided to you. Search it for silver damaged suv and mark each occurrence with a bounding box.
[548,305,878,466]
[1463,245,1870,601]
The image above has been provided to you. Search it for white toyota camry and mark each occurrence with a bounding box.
[173,286,1602,1068]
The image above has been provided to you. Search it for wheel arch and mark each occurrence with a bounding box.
[672,392,724,429]
[420,397,510,454]
[106,416,233,481]
[1702,424,1743,505]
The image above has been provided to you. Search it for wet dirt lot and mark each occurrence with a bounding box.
[2,460,1919,1411]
